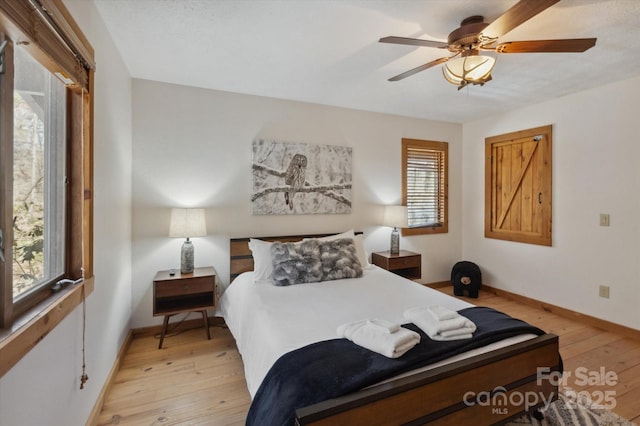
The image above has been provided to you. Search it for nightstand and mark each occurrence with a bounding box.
[371,250,422,280]
[153,266,216,349]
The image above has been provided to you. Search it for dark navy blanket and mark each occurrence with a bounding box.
[246,307,547,426]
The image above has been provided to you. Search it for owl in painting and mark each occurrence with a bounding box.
[284,153,307,210]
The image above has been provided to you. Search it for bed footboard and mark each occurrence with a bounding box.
[295,333,560,425]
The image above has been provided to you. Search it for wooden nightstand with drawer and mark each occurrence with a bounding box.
[153,266,216,349]
[371,250,422,280]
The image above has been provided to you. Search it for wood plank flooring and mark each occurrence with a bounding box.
[97,288,640,425]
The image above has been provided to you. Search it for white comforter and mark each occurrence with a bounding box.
[217,266,533,398]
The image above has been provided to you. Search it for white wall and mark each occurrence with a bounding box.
[0,1,133,425]
[131,79,463,328]
[462,76,640,330]
[0,2,636,422]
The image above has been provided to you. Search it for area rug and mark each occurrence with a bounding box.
[507,393,636,426]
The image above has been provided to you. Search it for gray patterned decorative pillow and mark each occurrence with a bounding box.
[270,240,322,286]
[319,238,363,281]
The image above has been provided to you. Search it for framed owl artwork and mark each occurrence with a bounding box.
[251,139,352,215]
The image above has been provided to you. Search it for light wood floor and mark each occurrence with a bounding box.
[97,288,640,425]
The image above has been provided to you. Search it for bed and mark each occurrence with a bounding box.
[218,233,561,425]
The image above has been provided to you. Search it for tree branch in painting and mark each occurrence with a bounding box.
[253,163,286,178]
[251,162,352,208]
[250,184,352,206]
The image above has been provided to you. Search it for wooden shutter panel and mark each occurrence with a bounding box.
[485,125,552,246]
[402,139,448,236]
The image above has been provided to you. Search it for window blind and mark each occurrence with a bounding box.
[402,139,448,233]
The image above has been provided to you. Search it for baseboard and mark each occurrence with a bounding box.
[86,329,133,426]
[481,284,640,341]
[423,280,450,289]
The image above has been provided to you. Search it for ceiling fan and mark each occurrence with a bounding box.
[380,0,596,89]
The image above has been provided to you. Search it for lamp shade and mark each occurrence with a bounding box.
[443,51,495,87]
[169,208,207,238]
[383,205,408,228]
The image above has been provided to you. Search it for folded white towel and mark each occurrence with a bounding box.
[439,328,473,339]
[404,306,476,341]
[366,318,401,333]
[337,320,420,358]
[426,305,458,321]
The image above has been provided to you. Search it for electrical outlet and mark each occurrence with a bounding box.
[599,285,610,299]
[599,214,610,226]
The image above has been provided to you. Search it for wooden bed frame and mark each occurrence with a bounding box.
[229,234,560,425]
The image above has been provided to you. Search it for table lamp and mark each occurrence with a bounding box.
[169,208,207,274]
[383,205,408,255]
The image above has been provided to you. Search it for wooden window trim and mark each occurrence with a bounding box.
[401,138,449,236]
[0,0,94,378]
[36,0,95,71]
[0,277,94,378]
[0,0,95,90]
[0,34,12,328]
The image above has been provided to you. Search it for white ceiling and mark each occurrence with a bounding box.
[94,0,640,123]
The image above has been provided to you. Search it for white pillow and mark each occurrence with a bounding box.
[352,234,370,268]
[315,229,355,242]
[248,238,274,283]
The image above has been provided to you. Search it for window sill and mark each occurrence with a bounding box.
[402,225,448,236]
[0,277,94,378]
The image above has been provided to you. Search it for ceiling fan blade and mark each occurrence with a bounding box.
[388,57,451,82]
[495,38,597,53]
[379,36,448,49]
[481,0,560,41]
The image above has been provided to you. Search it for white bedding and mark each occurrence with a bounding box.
[217,266,535,398]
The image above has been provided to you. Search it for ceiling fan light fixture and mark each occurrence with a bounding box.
[443,51,496,89]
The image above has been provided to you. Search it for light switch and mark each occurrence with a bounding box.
[599,214,610,227]
[599,285,610,299]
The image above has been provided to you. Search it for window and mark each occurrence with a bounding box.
[12,46,67,303]
[401,138,448,235]
[0,0,95,375]
[484,125,552,246]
